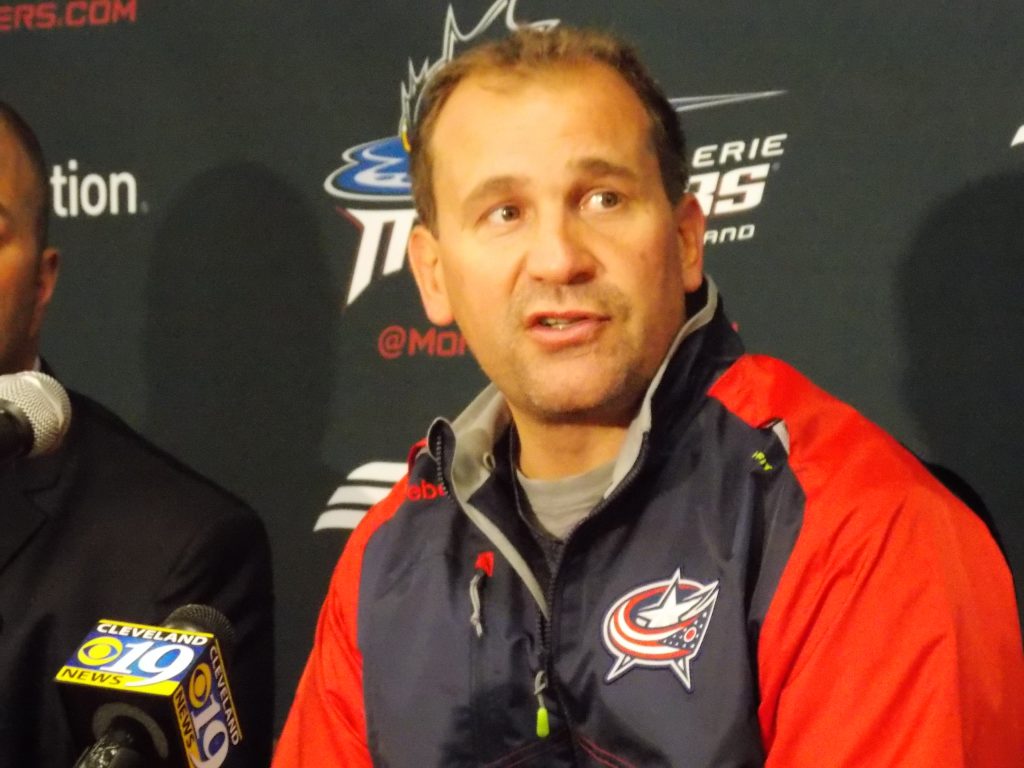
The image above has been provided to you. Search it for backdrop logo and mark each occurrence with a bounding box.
[378,325,468,360]
[314,461,406,531]
[324,0,557,208]
[325,0,556,307]
[324,1,787,307]
[0,0,136,33]
[50,160,143,218]
[689,131,788,245]
[325,137,410,203]
[603,570,719,692]
[1012,124,1024,147]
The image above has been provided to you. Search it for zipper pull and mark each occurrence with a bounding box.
[469,551,494,638]
[533,669,550,738]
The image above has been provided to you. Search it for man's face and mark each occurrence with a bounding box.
[409,62,704,428]
[0,124,58,374]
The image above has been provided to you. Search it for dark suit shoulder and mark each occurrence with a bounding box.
[67,392,277,768]
[66,389,257,526]
[0,388,275,768]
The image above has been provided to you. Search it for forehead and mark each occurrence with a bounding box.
[0,124,43,221]
[429,61,655,176]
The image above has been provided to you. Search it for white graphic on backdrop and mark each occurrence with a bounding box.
[1012,124,1024,147]
[50,160,141,218]
[689,133,788,244]
[670,92,784,112]
[315,461,407,531]
[396,1,558,165]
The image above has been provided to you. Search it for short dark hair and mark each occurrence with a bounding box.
[0,101,50,249]
[408,26,688,233]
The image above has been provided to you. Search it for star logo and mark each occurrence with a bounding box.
[602,570,719,691]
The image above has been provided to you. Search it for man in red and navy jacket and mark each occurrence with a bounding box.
[275,26,1023,767]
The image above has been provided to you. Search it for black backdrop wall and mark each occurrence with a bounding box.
[3,0,1022,733]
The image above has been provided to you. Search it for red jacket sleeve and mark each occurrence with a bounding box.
[272,477,409,768]
[713,355,1024,766]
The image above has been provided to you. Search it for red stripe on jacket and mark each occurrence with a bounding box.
[711,354,1024,767]
[273,475,410,767]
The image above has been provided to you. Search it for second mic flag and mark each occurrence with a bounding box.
[55,613,243,767]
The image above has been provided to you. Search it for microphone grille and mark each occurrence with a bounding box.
[163,604,237,656]
[0,371,71,457]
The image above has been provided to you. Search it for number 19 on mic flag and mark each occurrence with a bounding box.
[55,618,243,767]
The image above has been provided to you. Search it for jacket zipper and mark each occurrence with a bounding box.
[436,425,652,758]
[434,430,447,490]
[538,434,651,758]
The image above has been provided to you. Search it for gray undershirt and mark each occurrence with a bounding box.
[516,460,615,543]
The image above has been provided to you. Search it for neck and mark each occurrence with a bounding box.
[511,414,629,480]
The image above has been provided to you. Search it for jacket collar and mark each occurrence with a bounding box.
[429,276,736,501]
[0,451,70,574]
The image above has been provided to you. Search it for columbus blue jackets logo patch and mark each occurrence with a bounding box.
[602,570,719,692]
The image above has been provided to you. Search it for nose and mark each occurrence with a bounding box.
[523,210,597,285]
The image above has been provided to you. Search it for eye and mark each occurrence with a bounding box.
[484,204,522,226]
[582,190,622,211]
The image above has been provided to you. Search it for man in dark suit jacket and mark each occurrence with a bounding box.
[0,103,274,765]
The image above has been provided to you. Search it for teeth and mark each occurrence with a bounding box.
[539,317,574,329]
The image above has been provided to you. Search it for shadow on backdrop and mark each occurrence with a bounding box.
[898,171,1024,613]
[144,163,343,730]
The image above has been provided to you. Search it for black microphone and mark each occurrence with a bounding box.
[0,370,71,462]
[56,604,244,768]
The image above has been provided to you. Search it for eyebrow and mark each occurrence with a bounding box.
[461,175,525,218]
[460,158,641,218]
[569,157,641,184]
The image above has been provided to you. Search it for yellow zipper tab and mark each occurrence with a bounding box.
[536,704,550,738]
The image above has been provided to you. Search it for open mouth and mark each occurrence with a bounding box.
[529,309,607,329]
[536,316,582,329]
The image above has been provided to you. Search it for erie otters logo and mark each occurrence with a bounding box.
[602,569,719,692]
[324,0,789,310]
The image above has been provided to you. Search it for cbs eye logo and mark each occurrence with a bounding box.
[77,636,124,667]
[189,663,214,708]
[187,660,232,767]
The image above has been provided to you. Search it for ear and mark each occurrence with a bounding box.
[675,193,705,292]
[407,224,454,325]
[29,246,59,335]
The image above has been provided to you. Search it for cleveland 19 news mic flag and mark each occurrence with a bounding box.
[56,605,242,768]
